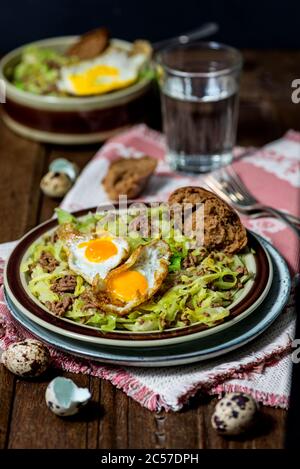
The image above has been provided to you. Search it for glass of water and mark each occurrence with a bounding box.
[156,42,242,172]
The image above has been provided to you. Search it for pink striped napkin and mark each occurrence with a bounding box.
[0,125,299,411]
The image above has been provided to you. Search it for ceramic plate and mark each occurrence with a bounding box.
[4,207,272,347]
[4,236,291,366]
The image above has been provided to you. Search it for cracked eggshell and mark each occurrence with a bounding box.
[1,339,50,377]
[45,377,91,417]
[211,393,258,436]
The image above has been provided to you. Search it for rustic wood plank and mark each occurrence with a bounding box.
[237,100,281,147]
[276,103,300,133]
[127,400,158,449]
[250,408,286,449]
[156,407,200,449]
[8,372,91,449]
[241,50,300,102]
[98,380,129,449]
[0,367,15,449]
[0,121,47,448]
[6,144,99,449]
[0,119,47,242]
[85,375,102,449]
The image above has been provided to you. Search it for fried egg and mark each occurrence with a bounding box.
[62,231,129,284]
[57,47,147,96]
[94,240,170,315]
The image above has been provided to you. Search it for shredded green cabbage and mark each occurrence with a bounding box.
[23,209,253,332]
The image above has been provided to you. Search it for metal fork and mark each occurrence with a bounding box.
[205,166,300,236]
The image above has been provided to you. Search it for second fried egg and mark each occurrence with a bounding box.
[95,240,171,315]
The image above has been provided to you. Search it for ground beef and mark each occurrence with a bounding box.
[182,248,208,269]
[80,287,124,311]
[51,275,77,293]
[182,253,199,269]
[128,214,150,237]
[45,296,73,317]
[39,251,59,273]
[81,288,104,311]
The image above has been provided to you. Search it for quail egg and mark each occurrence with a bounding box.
[40,171,72,198]
[211,392,258,436]
[1,339,50,378]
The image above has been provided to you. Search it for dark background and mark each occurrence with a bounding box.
[0,0,300,54]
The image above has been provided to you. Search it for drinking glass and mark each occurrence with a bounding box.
[157,42,242,172]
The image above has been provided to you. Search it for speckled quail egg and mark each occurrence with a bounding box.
[45,377,91,417]
[211,392,258,436]
[40,171,72,198]
[1,339,50,378]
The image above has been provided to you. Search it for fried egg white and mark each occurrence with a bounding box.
[94,240,170,315]
[63,232,129,284]
[57,48,147,96]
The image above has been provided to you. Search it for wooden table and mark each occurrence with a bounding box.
[0,50,299,449]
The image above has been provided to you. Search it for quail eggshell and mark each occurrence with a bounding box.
[49,158,79,182]
[40,171,72,198]
[45,377,91,417]
[1,339,50,377]
[211,392,258,436]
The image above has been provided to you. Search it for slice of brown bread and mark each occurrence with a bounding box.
[102,156,158,200]
[66,28,110,60]
[168,186,248,254]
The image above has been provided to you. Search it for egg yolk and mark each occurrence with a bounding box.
[107,270,148,302]
[69,65,134,95]
[79,238,117,263]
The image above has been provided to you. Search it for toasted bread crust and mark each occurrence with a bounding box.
[102,156,157,200]
[66,28,110,60]
[168,186,248,254]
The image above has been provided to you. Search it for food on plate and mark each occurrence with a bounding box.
[1,339,50,377]
[211,393,258,436]
[168,186,248,254]
[45,377,91,417]
[11,46,76,95]
[57,227,130,284]
[102,156,157,200]
[66,27,110,60]
[11,29,153,97]
[57,47,149,96]
[93,240,170,315]
[22,193,254,333]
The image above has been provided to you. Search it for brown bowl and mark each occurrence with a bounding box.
[0,36,155,144]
